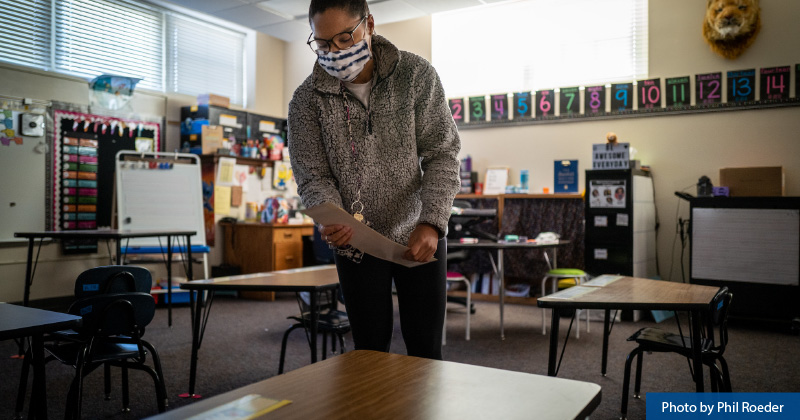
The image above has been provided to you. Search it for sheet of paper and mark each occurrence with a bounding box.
[544,285,596,300]
[216,157,236,186]
[583,274,623,287]
[187,394,291,420]
[215,186,231,215]
[303,202,434,268]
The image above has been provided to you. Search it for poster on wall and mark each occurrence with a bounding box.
[589,180,626,209]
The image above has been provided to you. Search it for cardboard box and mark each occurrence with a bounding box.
[718,166,784,197]
[197,93,230,108]
[200,125,224,155]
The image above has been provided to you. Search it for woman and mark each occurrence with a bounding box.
[287,0,461,360]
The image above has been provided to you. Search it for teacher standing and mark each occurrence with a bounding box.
[288,0,461,359]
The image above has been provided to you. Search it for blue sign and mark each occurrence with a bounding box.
[647,393,800,419]
[554,160,578,193]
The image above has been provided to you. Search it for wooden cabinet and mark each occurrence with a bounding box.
[221,222,315,300]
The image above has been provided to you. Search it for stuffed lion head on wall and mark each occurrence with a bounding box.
[702,0,761,59]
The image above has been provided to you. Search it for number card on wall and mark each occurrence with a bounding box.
[513,92,531,119]
[490,94,509,121]
[611,83,633,112]
[584,86,606,115]
[559,87,580,116]
[637,78,662,110]
[727,69,755,102]
[796,64,800,98]
[665,76,690,108]
[448,98,464,124]
[696,72,722,105]
[468,96,486,123]
[535,89,554,118]
[760,66,790,101]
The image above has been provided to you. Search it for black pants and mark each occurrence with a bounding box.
[334,237,447,360]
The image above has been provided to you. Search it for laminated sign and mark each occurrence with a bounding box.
[592,143,629,170]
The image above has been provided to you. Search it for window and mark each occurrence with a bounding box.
[0,0,246,105]
[0,0,52,71]
[432,0,648,97]
[166,14,245,105]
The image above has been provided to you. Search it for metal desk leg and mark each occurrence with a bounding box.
[23,239,34,307]
[498,249,505,340]
[30,333,47,420]
[547,308,560,376]
[691,310,705,392]
[184,289,208,399]
[310,291,319,363]
[602,309,611,376]
[167,235,173,327]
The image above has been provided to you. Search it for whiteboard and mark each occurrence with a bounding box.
[115,151,206,248]
[691,208,799,285]
[0,111,46,242]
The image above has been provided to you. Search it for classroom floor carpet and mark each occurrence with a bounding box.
[1,293,798,419]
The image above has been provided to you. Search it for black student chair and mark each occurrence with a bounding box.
[278,288,350,374]
[15,266,167,419]
[620,287,733,419]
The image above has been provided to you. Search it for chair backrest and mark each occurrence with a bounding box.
[297,289,340,315]
[708,287,733,352]
[74,266,152,298]
[68,292,156,337]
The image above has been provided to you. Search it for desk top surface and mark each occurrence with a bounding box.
[15,229,196,239]
[146,350,601,420]
[537,276,721,311]
[448,239,571,249]
[181,265,339,292]
[0,304,82,340]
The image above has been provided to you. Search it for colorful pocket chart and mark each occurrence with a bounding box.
[77,180,97,188]
[79,155,98,164]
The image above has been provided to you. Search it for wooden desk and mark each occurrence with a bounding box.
[179,265,340,398]
[220,222,315,301]
[147,350,602,420]
[537,277,721,392]
[15,229,195,326]
[0,303,82,419]
[448,240,570,339]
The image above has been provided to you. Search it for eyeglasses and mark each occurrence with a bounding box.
[307,15,368,54]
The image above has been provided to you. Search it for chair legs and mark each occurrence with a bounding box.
[279,323,348,374]
[621,347,644,420]
[541,275,589,338]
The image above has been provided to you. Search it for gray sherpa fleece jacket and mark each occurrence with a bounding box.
[288,35,461,245]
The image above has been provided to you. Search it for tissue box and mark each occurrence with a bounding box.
[719,166,784,197]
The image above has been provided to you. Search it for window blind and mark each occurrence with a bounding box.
[54,0,164,91]
[432,0,649,97]
[166,13,245,105]
[0,0,52,71]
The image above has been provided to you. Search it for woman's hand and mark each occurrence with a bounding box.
[404,224,439,262]
[319,224,353,247]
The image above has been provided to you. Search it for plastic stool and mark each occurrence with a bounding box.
[541,268,590,338]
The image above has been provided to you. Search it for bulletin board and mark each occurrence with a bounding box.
[0,97,49,242]
[115,151,206,248]
[52,109,161,253]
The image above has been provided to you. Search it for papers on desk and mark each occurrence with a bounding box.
[545,285,596,300]
[188,394,290,420]
[302,202,434,268]
[583,275,623,287]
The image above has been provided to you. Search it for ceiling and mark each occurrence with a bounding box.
[162,0,504,42]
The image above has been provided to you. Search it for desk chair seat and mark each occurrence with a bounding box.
[278,289,350,374]
[541,269,590,338]
[620,288,733,419]
[443,272,471,344]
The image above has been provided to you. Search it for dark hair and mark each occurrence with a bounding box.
[308,0,369,23]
